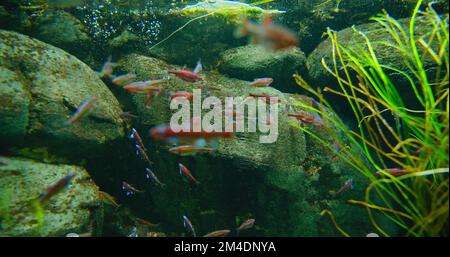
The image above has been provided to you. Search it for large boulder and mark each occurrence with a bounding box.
[0,156,100,236]
[147,3,285,67]
[271,0,448,54]
[217,45,307,93]
[28,11,93,65]
[105,54,394,236]
[306,18,438,89]
[0,30,125,161]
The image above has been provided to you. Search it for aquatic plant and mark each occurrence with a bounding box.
[293,0,449,236]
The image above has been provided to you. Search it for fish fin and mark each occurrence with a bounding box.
[193,60,202,74]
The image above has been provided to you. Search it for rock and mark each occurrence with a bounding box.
[108,30,142,52]
[271,0,448,54]
[0,156,100,236]
[0,2,32,32]
[306,17,443,94]
[28,11,93,65]
[108,54,394,236]
[148,6,285,67]
[0,30,125,161]
[217,45,307,92]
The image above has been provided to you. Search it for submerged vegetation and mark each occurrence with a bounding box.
[1,0,448,237]
[293,0,449,236]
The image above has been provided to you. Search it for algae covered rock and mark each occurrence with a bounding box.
[0,30,125,161]
[0,156,99,236]
[30,10,91,50]
[107,54,390,236]
[148,3,285,67]
[217,45,307,92]
[307,17,443,87]
[271,0,448,54]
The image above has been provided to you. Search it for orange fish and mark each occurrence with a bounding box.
[169,145,214,156]
[112,73,136,86]
[97,56,117,79]
[236,16,299,51]
[250,78,273,87]
[178,163,200,185]
[376,168,409,177]
[67,97,97,124]
[38,173,76,203]
[135,218,159,227]
[170,91,194,101]
[124,83,164,95]
[288,112,324,126]
[168,60,204,83]
[203,229,231,237]
[150,124,233,142]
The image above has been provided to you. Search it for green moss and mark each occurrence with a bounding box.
[8,147,71,164]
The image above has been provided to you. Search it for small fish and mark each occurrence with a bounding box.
[97,191,120,209]
[170,91,194,101]
[150,124,233,142]
[335,179,353,197]
[145,168,165,187]
[38,172,76,203]
[128,227,138,237]
[182,215,196,237]
[135,218,159,227]
[120,111,138,119]
[135,144,153,165]
[236,16,299,51]
[124,83,164,95]
[250,78,273,87]
[249,93,281,104]
[236,219,255,235]
[376,168,409,177]
[203,229,231,237]
[169,145,214,156]
[122,182,144,196]
[144,79,169,87]
[112,73,136,86]
[288,112,324,126]
[168,60,204,83]
[98,57,116,79]
[130,128,147,152]
[0,160,7,166]
[67,97,97,124]
[178,163,200,185]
